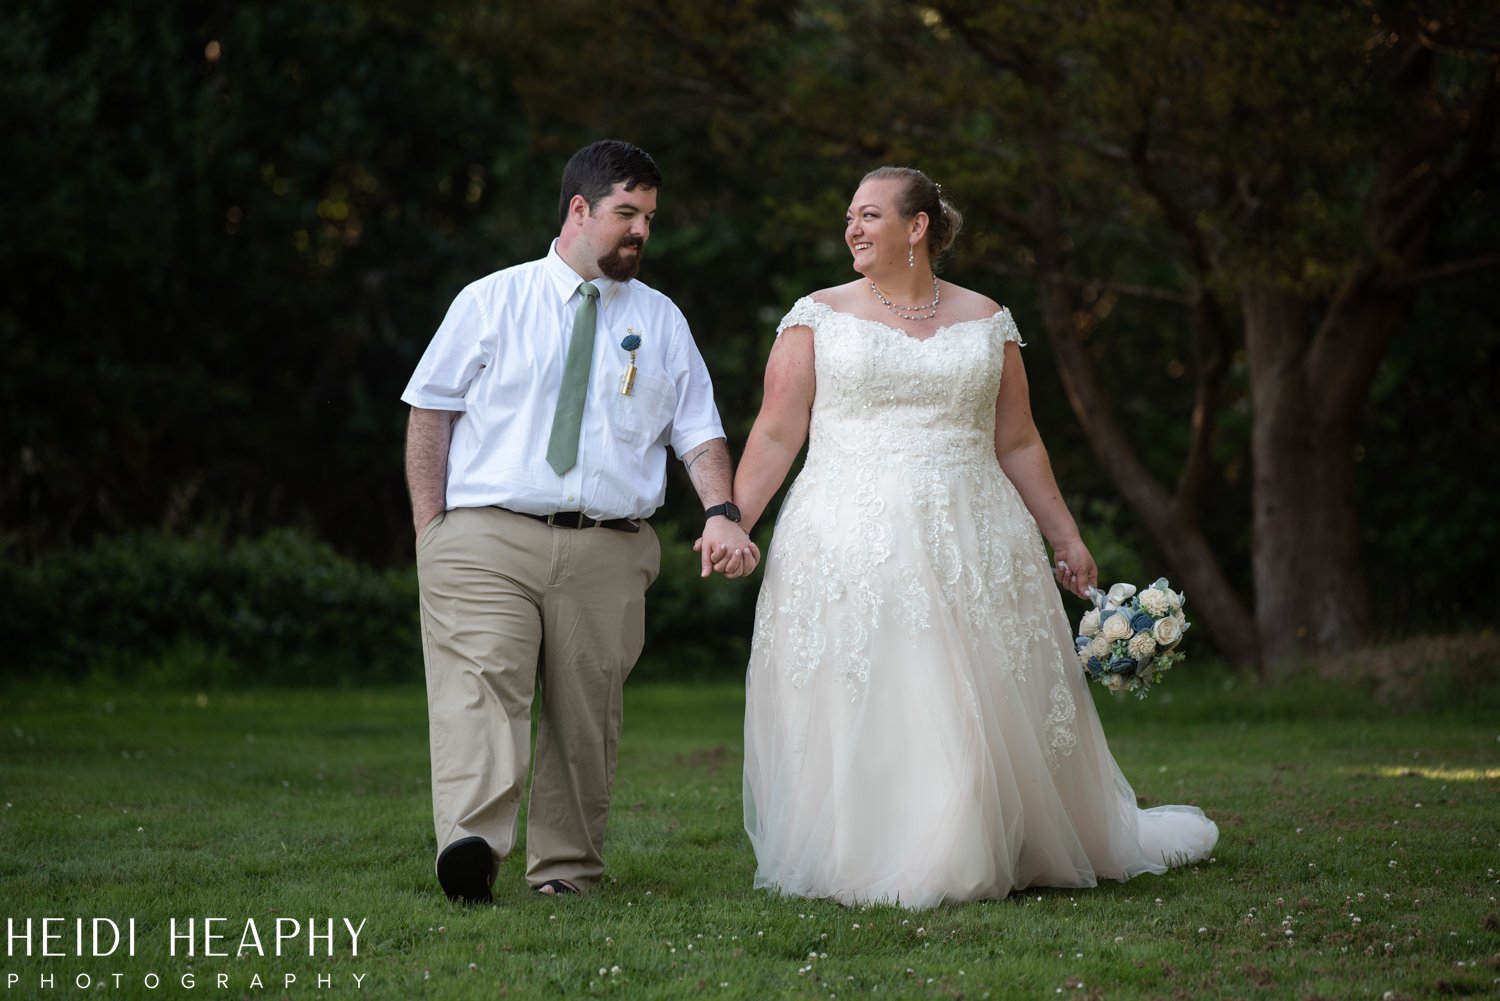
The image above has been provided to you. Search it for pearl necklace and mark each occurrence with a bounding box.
[869,276,940,321]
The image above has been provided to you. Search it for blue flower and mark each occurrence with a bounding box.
[620,333,642,352]
[1108,656,1137,675]
[1130,611,1155,633]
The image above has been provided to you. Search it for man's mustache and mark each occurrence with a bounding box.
[619,235,645,249]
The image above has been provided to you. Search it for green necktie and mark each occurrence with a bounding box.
[546,281,600,475]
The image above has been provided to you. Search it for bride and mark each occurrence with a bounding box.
[728,166,1218,908]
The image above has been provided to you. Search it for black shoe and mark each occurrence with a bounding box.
[437,836,493,904]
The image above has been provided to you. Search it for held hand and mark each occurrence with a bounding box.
[697,519,762,579]
[692,536,712,577]
[694,535,752,577]
[1051,537,1098,600]
[700,540,758,577]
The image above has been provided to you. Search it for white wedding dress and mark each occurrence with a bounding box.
[742,299,1218,909]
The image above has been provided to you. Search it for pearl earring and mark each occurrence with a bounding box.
[908,244,915,268]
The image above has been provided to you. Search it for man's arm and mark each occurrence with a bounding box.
[406,407,458,542]
[682,438,759,578]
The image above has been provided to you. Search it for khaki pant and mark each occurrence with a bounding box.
[416,506,660,892]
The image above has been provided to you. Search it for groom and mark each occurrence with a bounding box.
[402,140,757,902]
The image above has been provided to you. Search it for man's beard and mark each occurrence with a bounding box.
[597,236,644,282]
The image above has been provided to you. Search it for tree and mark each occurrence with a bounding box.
[5,0,1494,671]
[0,0,553,561]
[496,0,1499,668]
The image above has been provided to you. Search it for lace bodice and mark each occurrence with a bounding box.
[753,297,1076,764]
[777,298,1023,473]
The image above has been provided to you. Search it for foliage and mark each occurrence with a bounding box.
[1,674,1497,999]
[0,530,421,685]
[490,0,1500,660]
[2,0,1497,667]
[1357,233,1500,622]
[0,0,553,562]
[0,528,755,686]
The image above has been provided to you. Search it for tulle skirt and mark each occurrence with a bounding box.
[742,468,1218,909]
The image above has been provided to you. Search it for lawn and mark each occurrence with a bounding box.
[1,667,1496,1000]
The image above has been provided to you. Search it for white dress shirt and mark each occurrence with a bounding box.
[401,242,725,520]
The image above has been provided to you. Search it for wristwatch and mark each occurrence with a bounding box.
[704,502,742,523]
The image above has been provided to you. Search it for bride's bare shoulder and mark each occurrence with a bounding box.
[807,281,865,311]
[940,282,1005,321]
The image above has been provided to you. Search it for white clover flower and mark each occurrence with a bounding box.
[1088,634,1111,659]
[1102,614,1133,642]
[1138,588,1169,617]
[1128,632,1158,661]
[1152,616,1183,648]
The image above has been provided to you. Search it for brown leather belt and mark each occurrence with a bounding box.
[514,510,640,533]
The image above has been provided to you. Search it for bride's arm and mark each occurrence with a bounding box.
[993,342,1098,598]
[735,325,817,534]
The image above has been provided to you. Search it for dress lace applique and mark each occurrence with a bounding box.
[755,298,1032,698]
[742,298,1218,908]
[1046,680,1080,765]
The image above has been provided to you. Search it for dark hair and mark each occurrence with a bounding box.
[558,140,663,225]
[861,166,963,264]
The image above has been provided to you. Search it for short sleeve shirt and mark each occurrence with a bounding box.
[401,242,725,519]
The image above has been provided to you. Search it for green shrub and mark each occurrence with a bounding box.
[0,527,754,687]
[0,531,420,686]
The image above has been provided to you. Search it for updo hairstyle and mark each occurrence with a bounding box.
[861,166,964,265]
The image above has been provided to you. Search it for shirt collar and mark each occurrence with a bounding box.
[545,240,625,307]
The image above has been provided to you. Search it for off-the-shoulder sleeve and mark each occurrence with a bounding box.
[994,307,1026,346]
[776,296,829,336]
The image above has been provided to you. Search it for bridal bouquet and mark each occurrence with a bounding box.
[1075,578,1189,698]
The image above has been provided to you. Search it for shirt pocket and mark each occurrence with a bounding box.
[611,372,675,447]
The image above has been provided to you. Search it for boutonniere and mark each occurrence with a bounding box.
[619,328,642,396]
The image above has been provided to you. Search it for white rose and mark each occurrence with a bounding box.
[1105,674,1125,691]
[1101,613,1133,642]
[1153,615,1183,647]
[1088,634,1112,659]
[1128,631,1158,661]
[1138,588,1169,617]
[1079,608,1101,638]
[1167,589,1184,611]
[1103,583,1137,610]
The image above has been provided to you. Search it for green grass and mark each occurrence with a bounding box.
[2,668,1497,1000]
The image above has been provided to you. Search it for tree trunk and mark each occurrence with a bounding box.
[1244,284,1370,667]
[1038,277,1262,667]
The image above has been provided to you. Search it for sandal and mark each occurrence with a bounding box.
[534,878,580,896]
